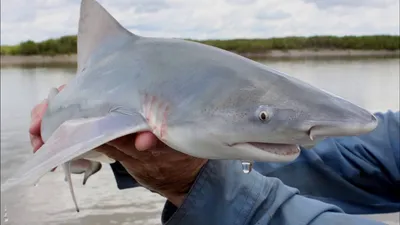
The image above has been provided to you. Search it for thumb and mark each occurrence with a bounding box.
[134,132,159,151]
[107,132,158,152]
[29,100,48,135]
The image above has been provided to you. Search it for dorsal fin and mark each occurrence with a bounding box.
[77,0,139,72]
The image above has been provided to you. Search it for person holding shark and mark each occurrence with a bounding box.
[30,87,399,225]
[17,0,398,224]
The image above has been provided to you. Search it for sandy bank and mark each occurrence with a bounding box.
[1,50,399,67]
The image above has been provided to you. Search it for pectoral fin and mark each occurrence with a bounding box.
[82,162,102,185]
[1,112,149,193]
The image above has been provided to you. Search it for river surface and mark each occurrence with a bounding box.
[1,58,399,225]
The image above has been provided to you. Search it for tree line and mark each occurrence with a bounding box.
[1,35,399,56]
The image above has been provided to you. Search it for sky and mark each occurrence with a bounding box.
[1,0,399,45]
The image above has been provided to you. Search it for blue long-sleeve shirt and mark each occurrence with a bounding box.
[110,110,400,224]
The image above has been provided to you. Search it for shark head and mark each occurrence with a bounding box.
[161,42,378,162]
[217,67,377,161]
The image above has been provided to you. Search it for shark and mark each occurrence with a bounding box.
[1,0,378,213]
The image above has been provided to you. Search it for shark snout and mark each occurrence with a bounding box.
[308,114,378,141]
[260,71,379,144]
[303,99,378,141]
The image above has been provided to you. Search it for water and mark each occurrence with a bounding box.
[3,206,8,223]
[1,58,399,225]
[241,161,253,174]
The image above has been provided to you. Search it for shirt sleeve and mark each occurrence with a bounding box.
[251,110,400,214]
[109,161,141,189]
[161,160,386,225]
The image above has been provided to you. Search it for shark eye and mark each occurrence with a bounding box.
[258,111,269,121]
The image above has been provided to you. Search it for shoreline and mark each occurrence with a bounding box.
[1,49,399,67]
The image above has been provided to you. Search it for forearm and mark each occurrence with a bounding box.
[161,160,384,225]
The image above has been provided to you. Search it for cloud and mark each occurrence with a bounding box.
[225,0,258,5]
[302,0,397,9]
[0,0,37,23]
[100,0,170,13]
[255,10,291,20]
[0,0,399,45]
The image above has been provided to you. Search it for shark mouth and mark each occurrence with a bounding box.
[247,142,300,156]
[229,142,301,162]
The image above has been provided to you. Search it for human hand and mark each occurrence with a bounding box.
[29,84,207,206]
[29,84,66,153]
[97,134,208,207]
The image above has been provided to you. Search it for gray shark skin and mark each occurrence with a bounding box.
[63,159,102,185]
[49,88,103,187]
[60,159,101,212]
[1,0,378,212]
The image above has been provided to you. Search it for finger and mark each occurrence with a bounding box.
[29,86,64,171]
[29,118,42,137]
[108,132,159,151]
[96,145,133,162]
[30,99,47,119]
[135,132,158,151]
[108,134,136,149]
[29,101,48,135]
[107,136,155,161]
[107,132,167,161]
[30,134,44,153]
[29,84,63,135]
[58,84,66,91]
